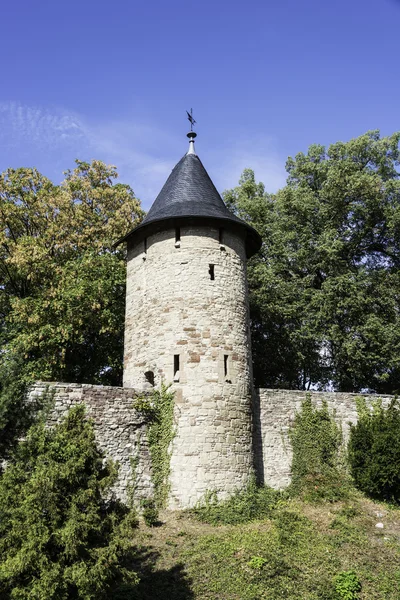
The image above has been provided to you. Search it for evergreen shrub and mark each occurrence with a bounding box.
[0,405,138,599]
[348,398,400,502]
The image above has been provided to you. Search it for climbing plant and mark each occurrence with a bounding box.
[133,383,176,508]
[289,395,350,501]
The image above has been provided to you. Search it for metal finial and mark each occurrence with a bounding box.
[186,108,196,132]
[186,130,197,155]
[186,109,197,155]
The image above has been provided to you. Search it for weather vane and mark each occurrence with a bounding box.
[186,108,196,132]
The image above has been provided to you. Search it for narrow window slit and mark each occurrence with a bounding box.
[174,354,180,382]
[209,264,215,280]
[224,355,232,383]
[175,228,181,247]
[144,237,147,253]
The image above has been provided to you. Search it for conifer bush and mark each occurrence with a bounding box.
[0,405,138,599]
[348,398,400,502]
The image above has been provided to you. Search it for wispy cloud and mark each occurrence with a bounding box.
[0,102,85,149]
[208,135,287,194]
[0,102,287,211]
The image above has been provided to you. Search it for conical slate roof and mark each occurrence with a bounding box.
[117,137,262,258]
[144,152,243,224]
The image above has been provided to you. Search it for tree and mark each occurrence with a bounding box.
[0,404,138,599]
[0,160,143,384]
[224,131,400,392]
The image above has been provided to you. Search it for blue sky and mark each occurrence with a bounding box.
[1,0,399,210]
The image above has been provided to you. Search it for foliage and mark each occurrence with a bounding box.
[134,384,176,508]
[0,160,143,384]
[223,131,400,392]
[141,498,160,527]
[189,479,282,525]
[247,555,268,569]
[348,398,400,502]
[0,358,34,468]
[289,395,351,501]
[0,405,139,599]
[334,570,362,600]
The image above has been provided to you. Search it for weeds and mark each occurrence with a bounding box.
[188,479,283,525]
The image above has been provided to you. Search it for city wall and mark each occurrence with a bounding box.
[29,383,395,507]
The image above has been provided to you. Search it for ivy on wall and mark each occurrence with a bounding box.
[289,394,350,501]
[133,383,176,508]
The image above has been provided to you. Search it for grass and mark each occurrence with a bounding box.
[118,491,400,600]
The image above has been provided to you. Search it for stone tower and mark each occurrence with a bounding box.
[118,131,262,508]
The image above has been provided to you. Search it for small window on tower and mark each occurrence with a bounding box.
[209,264,215,280]
[224,355,232,383]
[174,354,180,382]
[175,228,181,248]
[144,237,147,253]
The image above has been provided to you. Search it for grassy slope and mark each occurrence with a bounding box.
[127,496,400,600]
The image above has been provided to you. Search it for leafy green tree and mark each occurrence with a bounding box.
[224,131,400,392]
[0,160,143,384]
[348,398,400,502]
[0,404,138,599]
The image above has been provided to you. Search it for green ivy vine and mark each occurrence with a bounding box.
[133,383,176,508]
[289,394,350,501]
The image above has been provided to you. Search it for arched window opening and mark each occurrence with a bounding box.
[144,371,155,386]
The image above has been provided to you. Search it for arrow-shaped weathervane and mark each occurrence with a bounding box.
[186,108,196,132]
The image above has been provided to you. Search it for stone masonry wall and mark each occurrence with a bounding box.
[28,382,154,503]
[254,388,395,489]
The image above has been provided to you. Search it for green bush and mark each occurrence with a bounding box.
[189,479,282,525]
[334,570,361,599]
[0,404,138,599]
[348,398,400,502]
[141,498,160,527]
[289,395,351,501]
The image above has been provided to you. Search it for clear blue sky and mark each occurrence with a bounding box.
[1,0,399,209]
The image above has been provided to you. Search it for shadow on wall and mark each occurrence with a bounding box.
[252,392,264,485]
[113,548,194,600]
